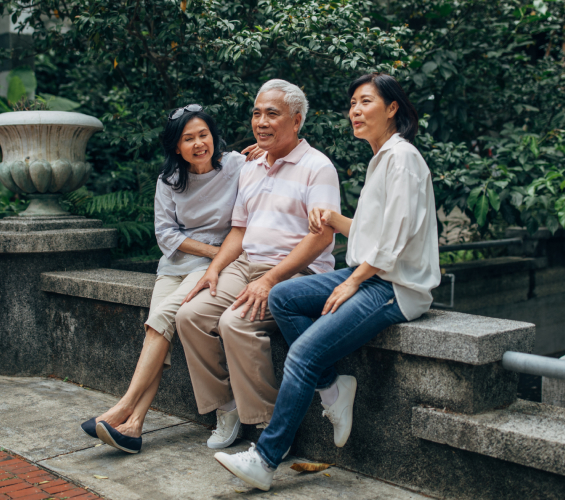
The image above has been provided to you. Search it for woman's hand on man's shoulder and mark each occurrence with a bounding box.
[241,143,265,161]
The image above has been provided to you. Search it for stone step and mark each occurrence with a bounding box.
[412,399,565,476]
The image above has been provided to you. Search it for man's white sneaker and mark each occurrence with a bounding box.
[322,374,357,447]
[215,443,274,491]
[207,408,241,449]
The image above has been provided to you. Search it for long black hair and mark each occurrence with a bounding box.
[347,73,419,142]
[159,110,226,192]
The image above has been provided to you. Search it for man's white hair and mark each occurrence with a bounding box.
[255,79,309,131]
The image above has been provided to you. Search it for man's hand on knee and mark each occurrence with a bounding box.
[182,269,219,304]
[231,276,274,322]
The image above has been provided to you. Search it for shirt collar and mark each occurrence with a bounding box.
[378,133,405,154]
[256,139,310,167]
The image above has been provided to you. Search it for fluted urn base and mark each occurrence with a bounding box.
[19,194,69,217]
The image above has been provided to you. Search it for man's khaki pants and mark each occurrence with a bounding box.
[176,253,311,425]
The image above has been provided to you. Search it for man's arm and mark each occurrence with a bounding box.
[231,225,334,321]
[208,227,246,274]
[182,227,246,303]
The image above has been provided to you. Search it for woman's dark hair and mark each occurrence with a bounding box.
[159,110,226,192]
[347,73,419,142]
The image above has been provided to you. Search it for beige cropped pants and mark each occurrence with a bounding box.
[144,269,206,367]
[175,253,311,425]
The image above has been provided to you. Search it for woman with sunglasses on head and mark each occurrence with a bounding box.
[80,104,264,454]
[214,74,441,491]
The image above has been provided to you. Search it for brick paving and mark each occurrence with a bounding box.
[0,452,100,500]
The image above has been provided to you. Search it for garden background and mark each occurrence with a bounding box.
[0,0,564,264]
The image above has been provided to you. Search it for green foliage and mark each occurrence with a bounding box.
[1,0,564,259]
[439,249,485,266]
[63,159,161,259]
[0,184,28,218]
[6,66,37,103]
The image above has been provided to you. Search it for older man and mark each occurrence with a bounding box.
[175,79,340,448]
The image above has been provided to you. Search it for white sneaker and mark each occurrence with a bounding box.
[207,408,241,449]
[215,443,274,491]
[322,375,357,447]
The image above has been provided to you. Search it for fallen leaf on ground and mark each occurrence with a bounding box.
[323,473,331,477]
[38,481,50,484]
[94,444,102,447]
[290,462,334,472]
[93,475,108,479]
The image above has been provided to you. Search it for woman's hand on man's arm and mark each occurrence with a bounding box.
[322,261,380,315]
[309,208,353,237]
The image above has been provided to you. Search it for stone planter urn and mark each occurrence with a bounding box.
[0,111,103,217]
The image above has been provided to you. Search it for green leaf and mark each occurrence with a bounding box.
[510,191,524,207]
[7,76,27,104]
[487,188,500,211]
[474,195,489,226]
[421,61,437,75]
[546,215,560,234]
[40,94,81,111]
[467,186,483,209]
[529,138,540,158]
[7,67,37,95]
[0,98,11,112]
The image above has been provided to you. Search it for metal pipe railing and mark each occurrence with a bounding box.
[502,351,565,380]
[439,237,523,253]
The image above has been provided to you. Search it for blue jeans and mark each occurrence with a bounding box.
[256,267,407,469]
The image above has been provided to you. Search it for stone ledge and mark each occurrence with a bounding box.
[40,268,535,365]
[41,268,155,308]
[412,400,565,476]
[370,309,534,364]
[0,216,102,233]
[0,228,118,253]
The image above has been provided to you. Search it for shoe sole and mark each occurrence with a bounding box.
[80,425,97,439]
[335,376,357,448]
[214,453,271,491]
[96,423,140,454]
[207,419,241,449]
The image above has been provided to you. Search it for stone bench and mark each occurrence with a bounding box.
[34,267,565,498]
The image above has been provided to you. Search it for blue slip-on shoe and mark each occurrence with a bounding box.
[80,418,98,438]
[96,421,142,454]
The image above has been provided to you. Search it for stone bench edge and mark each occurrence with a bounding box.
[412,401,565,476]
[40,268,535,365]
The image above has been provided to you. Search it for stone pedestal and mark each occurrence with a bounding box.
[0,216,117,376]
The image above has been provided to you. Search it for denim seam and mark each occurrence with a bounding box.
[298,289,401,386]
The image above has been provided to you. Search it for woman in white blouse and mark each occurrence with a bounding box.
[80,105,262,453]
[213,74,440,491]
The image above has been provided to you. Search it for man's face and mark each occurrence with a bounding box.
[252,90,301,152]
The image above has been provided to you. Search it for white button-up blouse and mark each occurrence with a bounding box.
[346,133,441,321]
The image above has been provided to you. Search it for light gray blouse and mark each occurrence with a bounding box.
[155,151,246,276]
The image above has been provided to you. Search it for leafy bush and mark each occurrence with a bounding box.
[1,0,563,258]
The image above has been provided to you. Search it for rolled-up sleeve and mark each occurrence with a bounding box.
[154,179,187,259]
[365,165,423,272]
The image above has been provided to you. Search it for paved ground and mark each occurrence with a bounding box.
[0,451,101,499]
[0,376,432,500]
